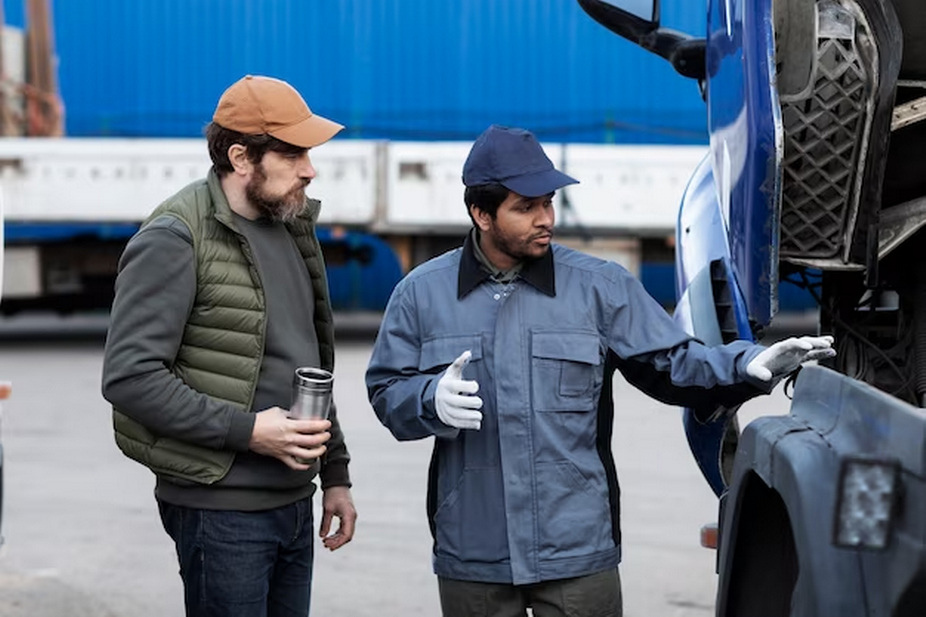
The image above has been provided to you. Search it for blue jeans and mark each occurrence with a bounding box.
[158,498,315,617]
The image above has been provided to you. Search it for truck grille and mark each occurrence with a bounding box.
[779,0,876,259]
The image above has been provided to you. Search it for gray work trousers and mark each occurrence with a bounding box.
[438,568,622,617]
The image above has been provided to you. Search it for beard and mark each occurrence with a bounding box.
[485,225,552,264]
[245,164,309,223]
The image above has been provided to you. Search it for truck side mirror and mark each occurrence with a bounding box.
[577,0,659,34]
[577,0,706,80]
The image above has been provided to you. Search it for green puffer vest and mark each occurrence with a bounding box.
[112,169,335,484]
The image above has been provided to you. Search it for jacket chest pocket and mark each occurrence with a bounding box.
[419,335,484,373]
[531,330,602,412]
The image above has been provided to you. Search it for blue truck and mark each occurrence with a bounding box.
[579,0,926,614]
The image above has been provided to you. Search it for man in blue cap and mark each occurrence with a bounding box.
[365,125,833,616]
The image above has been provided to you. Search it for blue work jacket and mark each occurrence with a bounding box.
[366,235,767,585]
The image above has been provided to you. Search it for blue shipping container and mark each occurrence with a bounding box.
[25,0,709,144]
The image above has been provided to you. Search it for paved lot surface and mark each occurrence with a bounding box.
[0,311,811,616]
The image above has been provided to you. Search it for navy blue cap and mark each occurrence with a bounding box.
[462,125,578,198]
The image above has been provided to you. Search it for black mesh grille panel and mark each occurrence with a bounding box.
[780,1,875,259]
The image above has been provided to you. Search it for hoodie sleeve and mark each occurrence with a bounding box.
[318,398,351,488]
[101,216,256,451]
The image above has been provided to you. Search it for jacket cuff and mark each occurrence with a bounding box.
[421,375,462,439]
[225,411,256,452]
[320,460,352,489]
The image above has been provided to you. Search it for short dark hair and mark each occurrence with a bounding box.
[205,122,306,177]
[463,183,509,224]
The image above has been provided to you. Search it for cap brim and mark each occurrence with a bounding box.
[502,168,579,198]
[270,113,345,148]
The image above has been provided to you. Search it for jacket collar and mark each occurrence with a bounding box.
[458,230,556,299]
[207,167,238,231]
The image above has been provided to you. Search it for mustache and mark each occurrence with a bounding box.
[283,180,310,202]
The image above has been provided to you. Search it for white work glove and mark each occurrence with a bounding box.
[746,335,836,384]
[435,350,484,430]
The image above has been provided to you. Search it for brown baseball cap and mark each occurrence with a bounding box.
[212,75,344,148]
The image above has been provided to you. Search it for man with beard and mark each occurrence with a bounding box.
[102,75,356,617]
[365,124,834,617]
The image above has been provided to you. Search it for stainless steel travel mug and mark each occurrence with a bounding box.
[289,367,333,420]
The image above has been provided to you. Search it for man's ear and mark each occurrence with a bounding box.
[470,204,491,232]
[227,144,252,176]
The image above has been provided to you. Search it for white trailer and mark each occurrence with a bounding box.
[0,138,706,312]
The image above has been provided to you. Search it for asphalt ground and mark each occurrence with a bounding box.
[0,310,816,616]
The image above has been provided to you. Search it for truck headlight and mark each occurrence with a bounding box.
[833,457,899,550]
